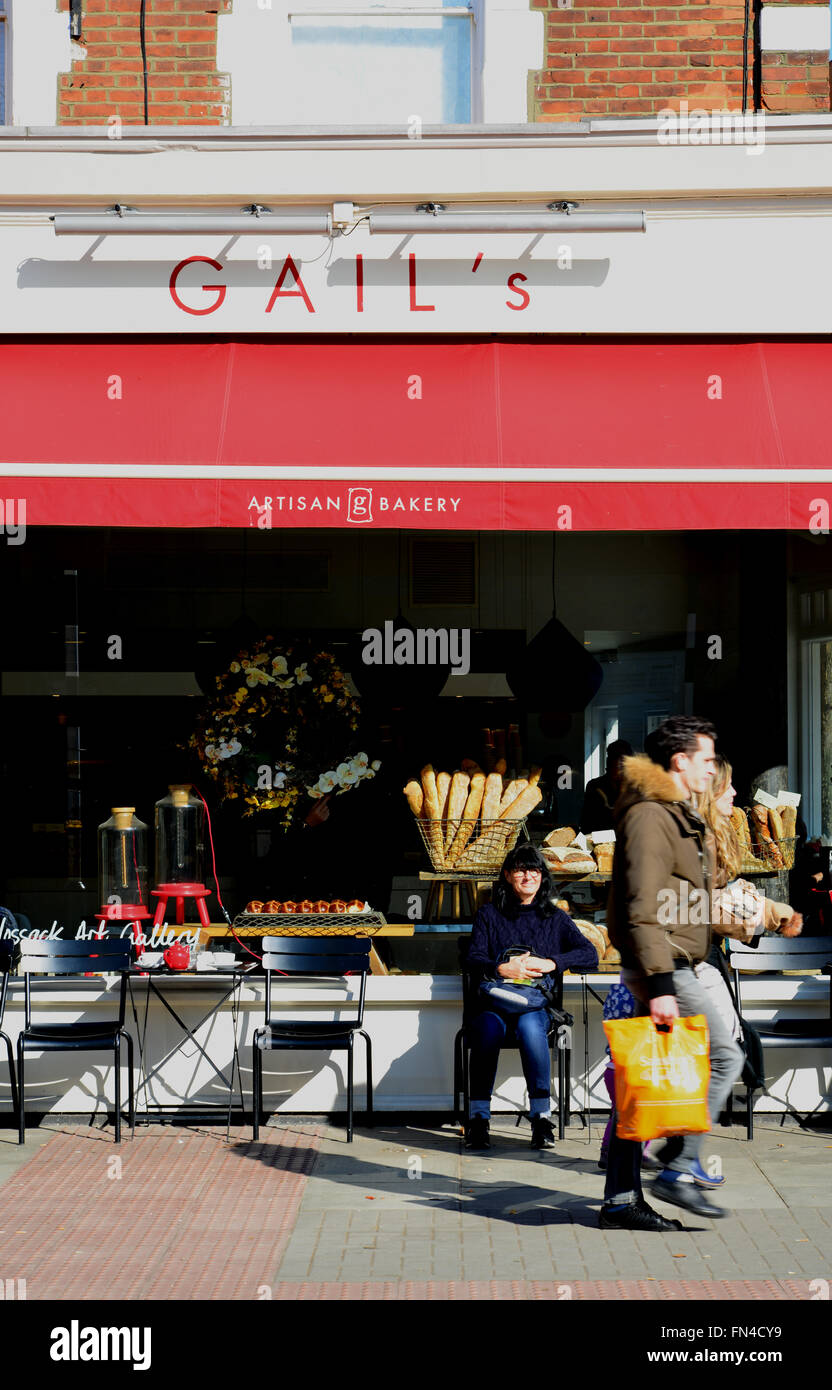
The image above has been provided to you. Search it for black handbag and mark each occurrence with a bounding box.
[712,945,766,1090]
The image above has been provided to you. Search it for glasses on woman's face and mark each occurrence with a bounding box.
[509,868,541,879]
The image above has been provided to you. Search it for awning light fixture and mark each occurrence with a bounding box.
[52,201,645,236]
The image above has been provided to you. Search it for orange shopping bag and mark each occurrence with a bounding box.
[602,1014,710,1142]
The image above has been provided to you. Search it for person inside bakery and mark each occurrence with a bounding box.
[579,739,634,836]
[463,844,598,1152]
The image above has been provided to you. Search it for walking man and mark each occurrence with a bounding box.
[600,715,744,1231]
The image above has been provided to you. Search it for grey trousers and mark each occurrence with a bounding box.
[624,965,744,1173]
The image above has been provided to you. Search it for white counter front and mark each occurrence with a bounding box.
[2,974,829,1119]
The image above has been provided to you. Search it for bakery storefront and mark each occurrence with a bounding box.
[0,333,830,1120]
[1,123,831,1121]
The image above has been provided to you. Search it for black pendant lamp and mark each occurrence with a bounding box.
[506,536,603,713]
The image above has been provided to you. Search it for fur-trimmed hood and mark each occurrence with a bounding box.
[615,753,687,820]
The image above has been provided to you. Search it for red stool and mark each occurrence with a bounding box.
[151,883,212,930]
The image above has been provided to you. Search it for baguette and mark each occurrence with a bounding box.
[420,764,446,867]
[481,772,503,824]
[436,771,451,836]
[731,807,752,856]
[749,803,784,869]
[499,778,526,814]
[778,804,797,868]
[527,766,542,787]
[768,806,785,844]
[445,771,470,851]
[455,829,511,870]
[494,758,507,776]
[446,772,486,866]
[498,783,543,822]
[403,779,424,818]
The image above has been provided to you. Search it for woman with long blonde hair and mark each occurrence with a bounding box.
[698,756,802,940]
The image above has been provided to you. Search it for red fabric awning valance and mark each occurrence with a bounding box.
[1,338,830,530]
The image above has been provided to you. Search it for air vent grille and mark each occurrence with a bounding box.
[410,537,477,606]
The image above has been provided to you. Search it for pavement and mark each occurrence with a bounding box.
[0,1111,829,1301]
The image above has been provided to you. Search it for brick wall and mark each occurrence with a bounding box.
[532,0,755,121]
[761,50,829,112]
[57,0,231,126]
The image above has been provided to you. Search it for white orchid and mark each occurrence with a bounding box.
[294,662,312,684]
[272,655,289,675]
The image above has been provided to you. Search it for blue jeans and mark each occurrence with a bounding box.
[604,966,744,1205]
[468,1007,552,1119]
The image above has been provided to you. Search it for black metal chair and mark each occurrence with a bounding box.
[727,934,832,1139]
[252,937,373,1142]
[17,937,135,1144]
[0,941,20,1127]
[453,941,573,1138]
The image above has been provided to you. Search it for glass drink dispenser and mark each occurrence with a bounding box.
[154,785,206,888]
[97,807,149,919]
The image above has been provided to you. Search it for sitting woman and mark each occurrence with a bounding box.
[464,844,599,1151]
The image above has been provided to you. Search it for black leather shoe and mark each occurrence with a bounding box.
[599,1199,683,1232]
[530,1116,556,1150]
[463,1117,491,1150]
[653,1176,726,1219]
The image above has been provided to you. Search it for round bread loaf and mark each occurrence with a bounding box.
[574,918,606,962]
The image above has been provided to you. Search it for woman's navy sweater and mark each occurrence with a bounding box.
[467,901,599,979]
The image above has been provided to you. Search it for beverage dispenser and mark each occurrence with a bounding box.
[95,806,151,938]
[151,785,212,929]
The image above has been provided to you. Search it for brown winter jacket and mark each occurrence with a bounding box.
[607,755,714,999]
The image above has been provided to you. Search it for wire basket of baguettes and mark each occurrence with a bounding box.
[404,761,542,872]
[731,803,798,872]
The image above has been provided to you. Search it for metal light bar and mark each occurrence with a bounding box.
[368,211,646,233]
[53,213,332,235]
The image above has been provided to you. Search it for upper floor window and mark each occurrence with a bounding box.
[286,0,472,124]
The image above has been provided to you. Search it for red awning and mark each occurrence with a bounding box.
[1,338,831,530]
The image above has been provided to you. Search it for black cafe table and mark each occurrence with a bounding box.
[127,962,259,1131]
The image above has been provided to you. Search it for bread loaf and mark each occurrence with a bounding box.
[731,807,752,856]
[403,779,423,817]
[420,764,446,867]
[778,803,797,867]
[446,773,486,866]
[594,844,615,875]
[498,783,543,822]
[750,803,784,869]
[574,919,606,962]
[436,771,451,820]
[445,771,470,851]
[543,827,576,848]
[498,778,527,814]
[481,772,503,824]
[603,946,621,966]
